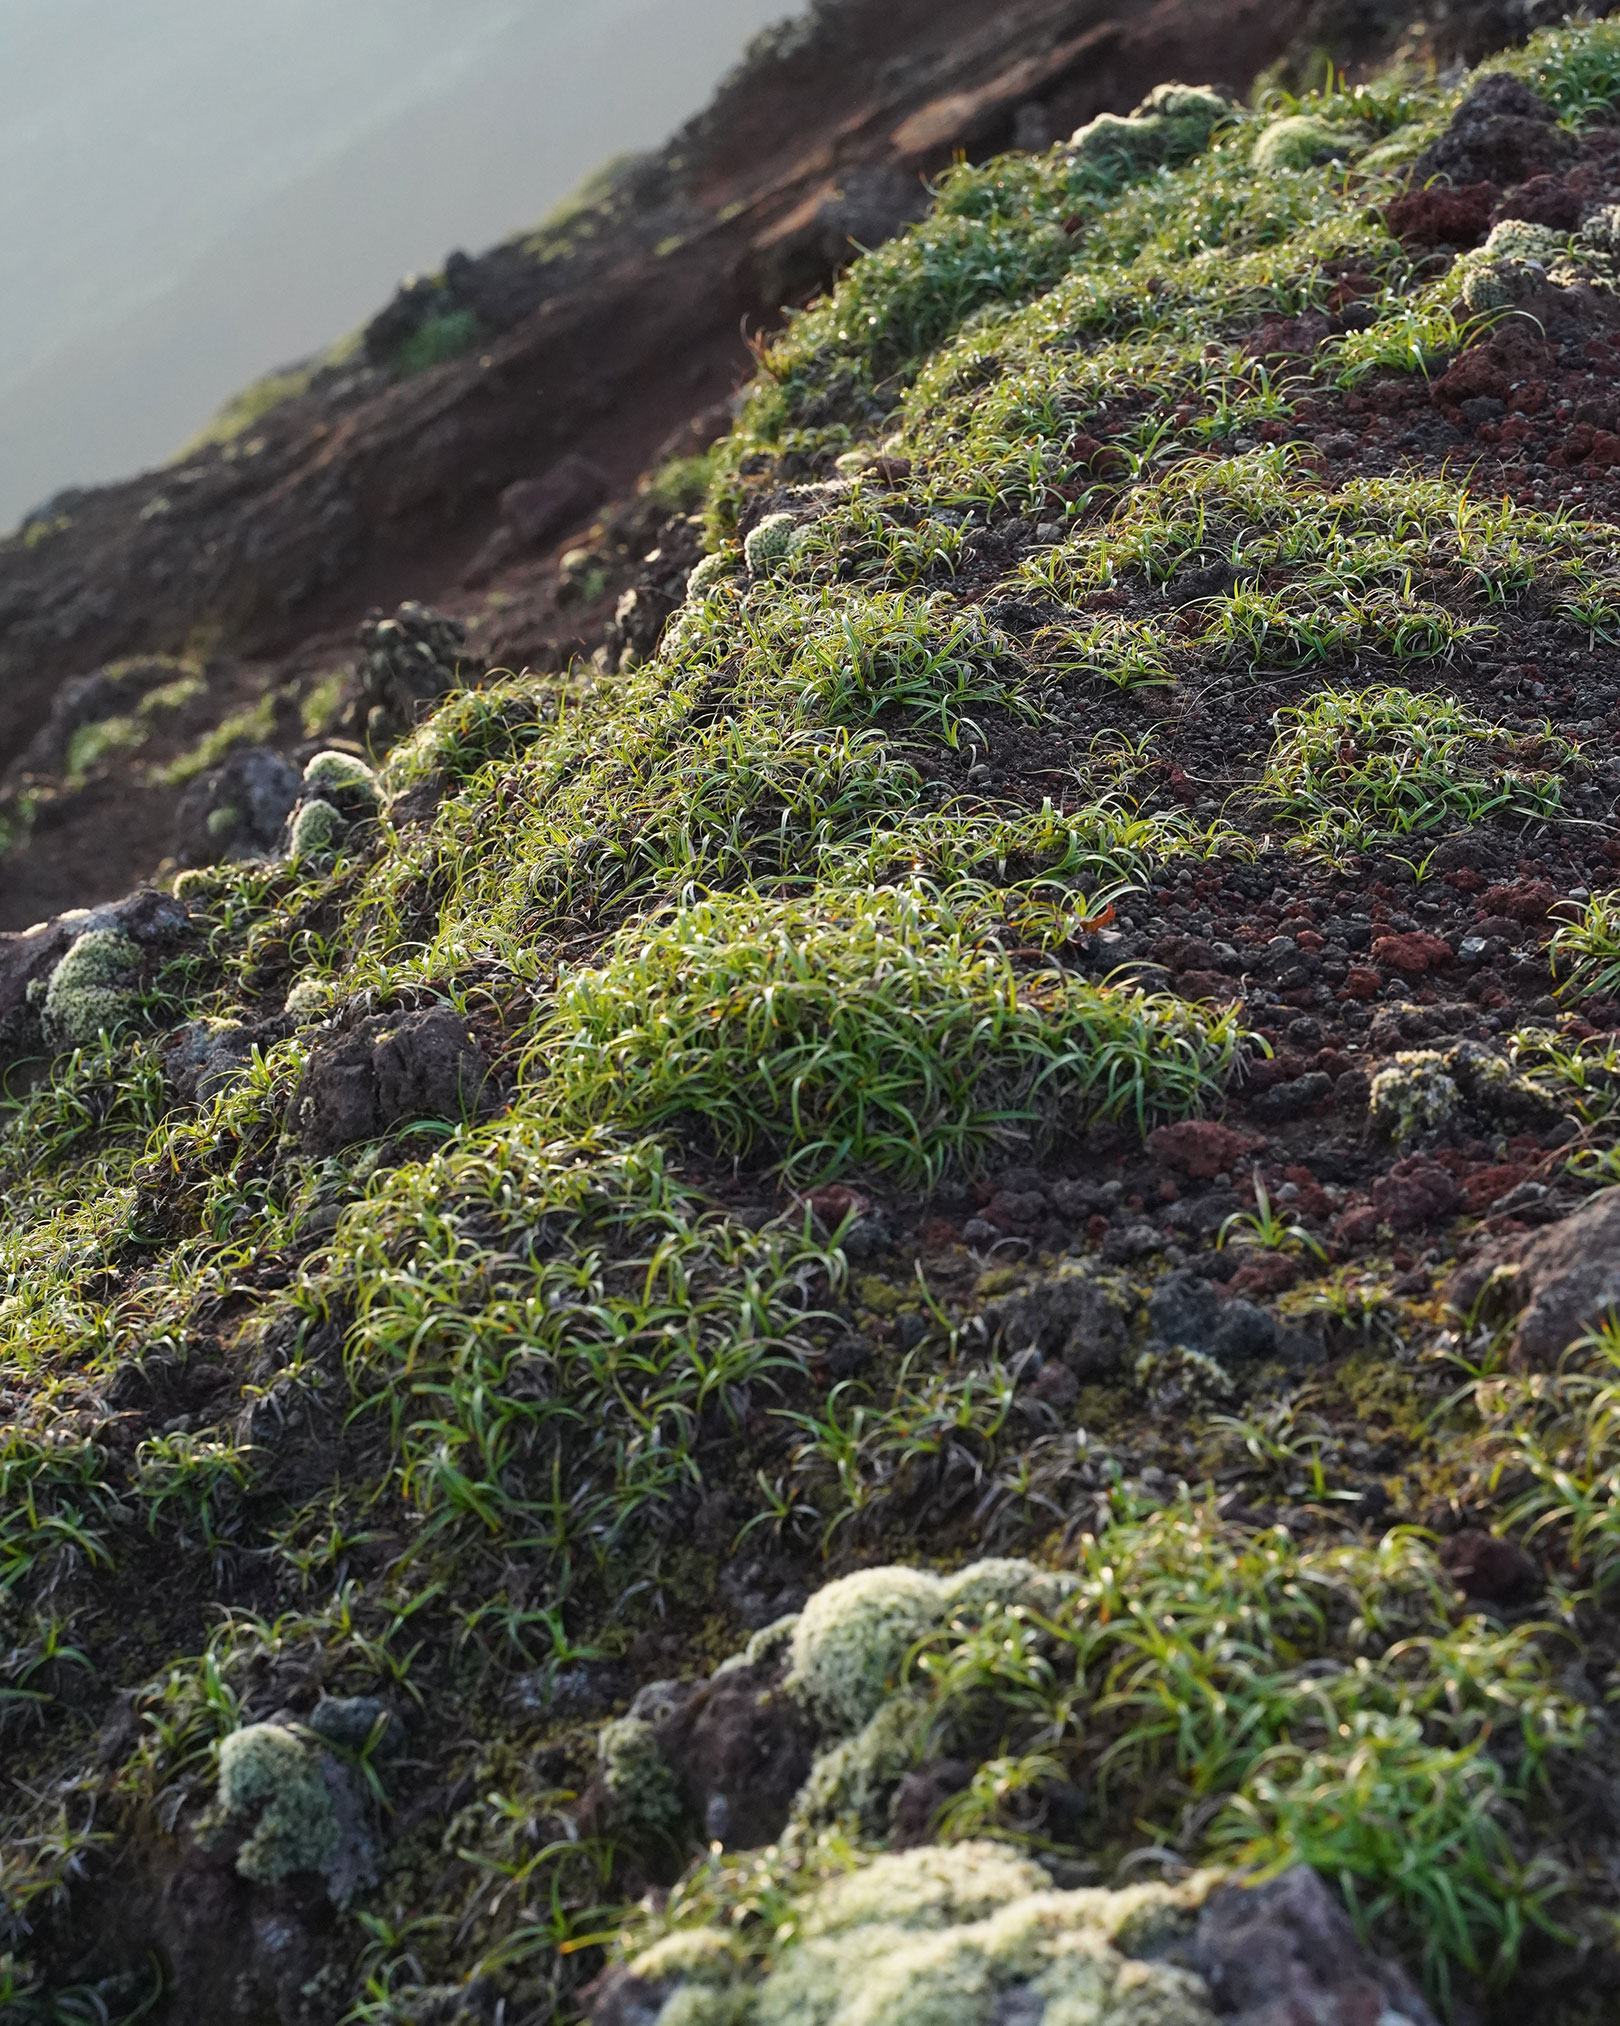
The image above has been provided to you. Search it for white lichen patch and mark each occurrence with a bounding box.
[624,1844,1219,2026]
[1369,1050,1461,1141]
[217,1723,341,1886]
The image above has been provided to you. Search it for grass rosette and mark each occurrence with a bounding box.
[538,884,1245,1185]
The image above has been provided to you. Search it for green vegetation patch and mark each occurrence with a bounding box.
[543,885,1245,1184]
[1261,687,1574,844]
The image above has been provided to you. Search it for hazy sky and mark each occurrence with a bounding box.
[0,0,803,526]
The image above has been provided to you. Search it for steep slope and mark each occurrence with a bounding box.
[11,13,1620,2026]
[0,0,1507,931]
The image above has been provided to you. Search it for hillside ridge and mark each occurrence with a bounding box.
[11,8,1620,2026]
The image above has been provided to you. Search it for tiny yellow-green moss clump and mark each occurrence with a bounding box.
[302,749,382,817]
[40,930,144,1051]
[217,1723,341,1885]
[289,797,348,862]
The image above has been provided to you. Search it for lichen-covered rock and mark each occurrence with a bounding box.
[744,514,798,578]
[216,1723,341,1886]
[1068,83,1231,185]
[1369,1051,1460,1141]
[39,928,144,1051]
[1252,115,1365,173]
[1370,1041,1557,1142]
[597,1716,687,1843]
[590,1851,1439,2026]
[603,1846,1217,2026]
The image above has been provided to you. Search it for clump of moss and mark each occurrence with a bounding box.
[1067,82,1232,186]
[744,513,798,577]
[1251,113,1367,171]
[597,1715,688,1844]
[1369,1041,1556,1141]
[1457,218,1571,311]
[216,1723,341,1886]
[289,798,347,863]
[687,552,738,601]
[619,1844,1219,2026]
[1369,1051,1462,1142]
[302,749,382,819]
[784,1559,1069,1739]
[39,930,144,1051]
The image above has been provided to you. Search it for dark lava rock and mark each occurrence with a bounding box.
[1248,1071,1332,1122]
[1385,178,1497,248]
[1192,1864,1438,2026]
[1146,1269,1283,1365]
[1370,1156,1458,1232]
[465,455,611,584]
[347,602,469,746]
[1411,72,1574,190]
[1495,171,1584,231]
[1146,1119,1264,1179]
[889,1758,977,1847]
[982,1269,1133,1380]
[1439,1528,1541,1605]
[719,1550,809,1630]
[1448,1186,1620,1365]
[172,745,302,868]
[165,1019,263,1106]
[290,1005,491,1156]
[656,1661,815,1852]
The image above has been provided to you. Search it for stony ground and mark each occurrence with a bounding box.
[15,19,1620,2026]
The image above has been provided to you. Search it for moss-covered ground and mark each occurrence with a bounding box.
[16,24,1620,2026]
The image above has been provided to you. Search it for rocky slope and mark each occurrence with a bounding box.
[0,0,1531,932]
[9,7,1620,2026]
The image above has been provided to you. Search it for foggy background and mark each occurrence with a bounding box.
[0,0,805,529]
